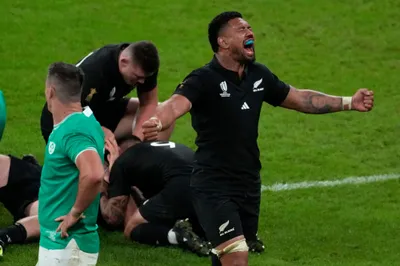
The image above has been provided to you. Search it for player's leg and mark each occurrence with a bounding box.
[124,184,209,256]
[112,98,175,141]
[124,195,182,246]
[0,155,41,254]
[40,103,53,144]
[18,200,40,241]
[191,187,249,266]
[36,238,98,266]
[240,187,265,253]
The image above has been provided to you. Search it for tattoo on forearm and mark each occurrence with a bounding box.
[102,196,128,226]
[301,90,342,114]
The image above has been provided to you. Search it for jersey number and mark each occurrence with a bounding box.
[150,141,176,148]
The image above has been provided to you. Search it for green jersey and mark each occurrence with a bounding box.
[38,107,104,253]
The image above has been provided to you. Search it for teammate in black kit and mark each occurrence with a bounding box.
[0,154,41,256]
[142,11,374,266]
[40,41,174,144]
[100,136,210,256]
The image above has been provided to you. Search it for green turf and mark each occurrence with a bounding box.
[0,0,399,265]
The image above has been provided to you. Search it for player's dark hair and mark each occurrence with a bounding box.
[128,41,160,75]
[208,11,243,53]
[117,135,142,152]
[47,62,84,103]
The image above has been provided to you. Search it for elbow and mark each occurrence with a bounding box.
[87,169,104,186]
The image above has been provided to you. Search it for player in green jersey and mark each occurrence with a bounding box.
[36,62,105,266]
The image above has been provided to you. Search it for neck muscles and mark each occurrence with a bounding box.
[51,101,82,125]
[215,53,246,77]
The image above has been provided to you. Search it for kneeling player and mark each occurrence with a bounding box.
[0,154,41,256]
[100,136,210,256]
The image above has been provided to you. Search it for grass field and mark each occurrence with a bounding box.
[0,0,399,265]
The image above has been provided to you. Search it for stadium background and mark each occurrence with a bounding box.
[0,0,398,265]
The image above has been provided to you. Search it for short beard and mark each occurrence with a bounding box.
[232,47,256,65]
[237,54,256,65]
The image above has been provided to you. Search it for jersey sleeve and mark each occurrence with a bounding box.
[173,73,205,105]
[261,66,291,107]
[80,69,102,106]
[63,132,99,164]
[137,71,158,93]
[75,50,102,105]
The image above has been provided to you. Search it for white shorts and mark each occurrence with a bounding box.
[36,239,99,266]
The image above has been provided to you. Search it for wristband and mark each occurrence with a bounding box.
[341,97,352,111]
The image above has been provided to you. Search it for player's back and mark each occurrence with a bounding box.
[76,43,131,106]
[112,141,194,198]
[127,141,193,179]
[39,107,104,253]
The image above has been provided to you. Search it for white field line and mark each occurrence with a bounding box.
[261,174,400,192]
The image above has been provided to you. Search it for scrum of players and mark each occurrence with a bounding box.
[0,42,211,257]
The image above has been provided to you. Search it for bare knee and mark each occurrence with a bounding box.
[126,98,140,115]
[25,200,39,216]
[221,253,248,266]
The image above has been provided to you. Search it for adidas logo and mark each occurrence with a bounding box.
[241,102,250,110]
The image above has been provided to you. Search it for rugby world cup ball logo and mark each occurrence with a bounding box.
[219,81,230,97]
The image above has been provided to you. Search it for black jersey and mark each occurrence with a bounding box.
[77,43,158,109]
[107,141,194,199]
[40,43,159,142]
[174,56,290,188]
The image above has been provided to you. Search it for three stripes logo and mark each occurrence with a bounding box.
[241,102,250,110]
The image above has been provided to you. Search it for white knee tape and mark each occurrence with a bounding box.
[211,239,249,258]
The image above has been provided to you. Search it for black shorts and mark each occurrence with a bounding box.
[191,185,261,248]
[40,98,130,144]
[0,155,41,222]
[139,175,197,228]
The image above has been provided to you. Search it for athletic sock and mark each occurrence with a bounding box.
[130,223,171,246]
[0,223,27,246]
[167,229,178,245]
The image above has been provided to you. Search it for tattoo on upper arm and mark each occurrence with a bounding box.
[301,90,342,114]
[102,196,128,226]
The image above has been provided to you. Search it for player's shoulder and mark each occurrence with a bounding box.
[61,109,102,135]
[78,43,129,67]
[96,43,130,55]
[184,61,215,79]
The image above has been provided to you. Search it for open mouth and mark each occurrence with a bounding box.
[243,39,254,56]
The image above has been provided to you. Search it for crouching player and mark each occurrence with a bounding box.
[100,136,211,256]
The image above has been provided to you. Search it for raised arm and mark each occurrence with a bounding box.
[261,67,374,114]
[158,94,192,129]
[142,73,203,141]
[280,86,374,114]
